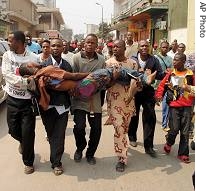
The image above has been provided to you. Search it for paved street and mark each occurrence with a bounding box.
[0,101,195,191]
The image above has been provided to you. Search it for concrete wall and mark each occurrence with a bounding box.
[168,0,188,30]
[168,0,188,43]
[186,0,195,53]
[168,28,187,44]
[9,0,33,22]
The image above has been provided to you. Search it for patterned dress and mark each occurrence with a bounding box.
[106,57,138,164]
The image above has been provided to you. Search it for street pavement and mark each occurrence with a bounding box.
[0,102,195,191]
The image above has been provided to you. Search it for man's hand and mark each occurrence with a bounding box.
[42,76,52,85]
[146,69,157,85]
[27,77,36,92]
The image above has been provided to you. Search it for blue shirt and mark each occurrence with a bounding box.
[26,42,41,54]
[155,54,173,71]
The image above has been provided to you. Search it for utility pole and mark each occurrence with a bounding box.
[96,2,104,42]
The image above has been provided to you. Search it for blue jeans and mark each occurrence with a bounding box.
[162,93,169,128]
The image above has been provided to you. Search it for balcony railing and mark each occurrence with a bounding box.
[112,0,168,24]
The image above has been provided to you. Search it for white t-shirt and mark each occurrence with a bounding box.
[2,50,39,99]
[62,52,74,66]
[125,41,138,58]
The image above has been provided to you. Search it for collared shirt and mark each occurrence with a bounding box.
[71,51,105,113]
[125,41,138,58]
[48,56,70,114]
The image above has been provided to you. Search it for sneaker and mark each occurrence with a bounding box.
[53,166,63,176]
[145,148,157,158]
[177,155,191,164]
[24,165,34,174]
[164,143,171,154]
[129,141,137,147]
[18,143,23,154]
[116,162,125,172]
[86,156,96,165]
[74,150,82,162]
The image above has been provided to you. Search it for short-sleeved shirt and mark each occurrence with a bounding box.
[106,57,138,121]
[71,51,106,113]
[125,41,138,58]
[26,42,41,54]
[155,54,173,71]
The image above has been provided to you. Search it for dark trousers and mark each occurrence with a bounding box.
[167,107,192,156]
[40,108,68,168]
[128,91,156,149]
[73,109,102,157]
[6,96,35,166]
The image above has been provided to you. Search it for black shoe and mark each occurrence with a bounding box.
[86,156,96,165]
[145,148,157,158]
[18,143,23,154]
[129,141,137,147]
[116,162,125,172]
[74,150,82,162]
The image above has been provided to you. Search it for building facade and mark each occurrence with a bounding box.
[111,0,195,53]
[112,0,168,46]
[34,3,64,39]
[85,24,99,37]
[0,0,64,39]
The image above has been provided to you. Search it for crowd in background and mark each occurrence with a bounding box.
[1,30,195,190]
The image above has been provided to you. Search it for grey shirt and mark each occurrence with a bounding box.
[71,51,105,113]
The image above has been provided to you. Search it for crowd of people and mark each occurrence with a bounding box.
[1,30,195,178]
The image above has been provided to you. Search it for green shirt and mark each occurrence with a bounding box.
[71,51,106,113]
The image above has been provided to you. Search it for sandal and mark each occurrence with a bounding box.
[53,166,63,176]
[177,155,191,164]
[116,162,125,172]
